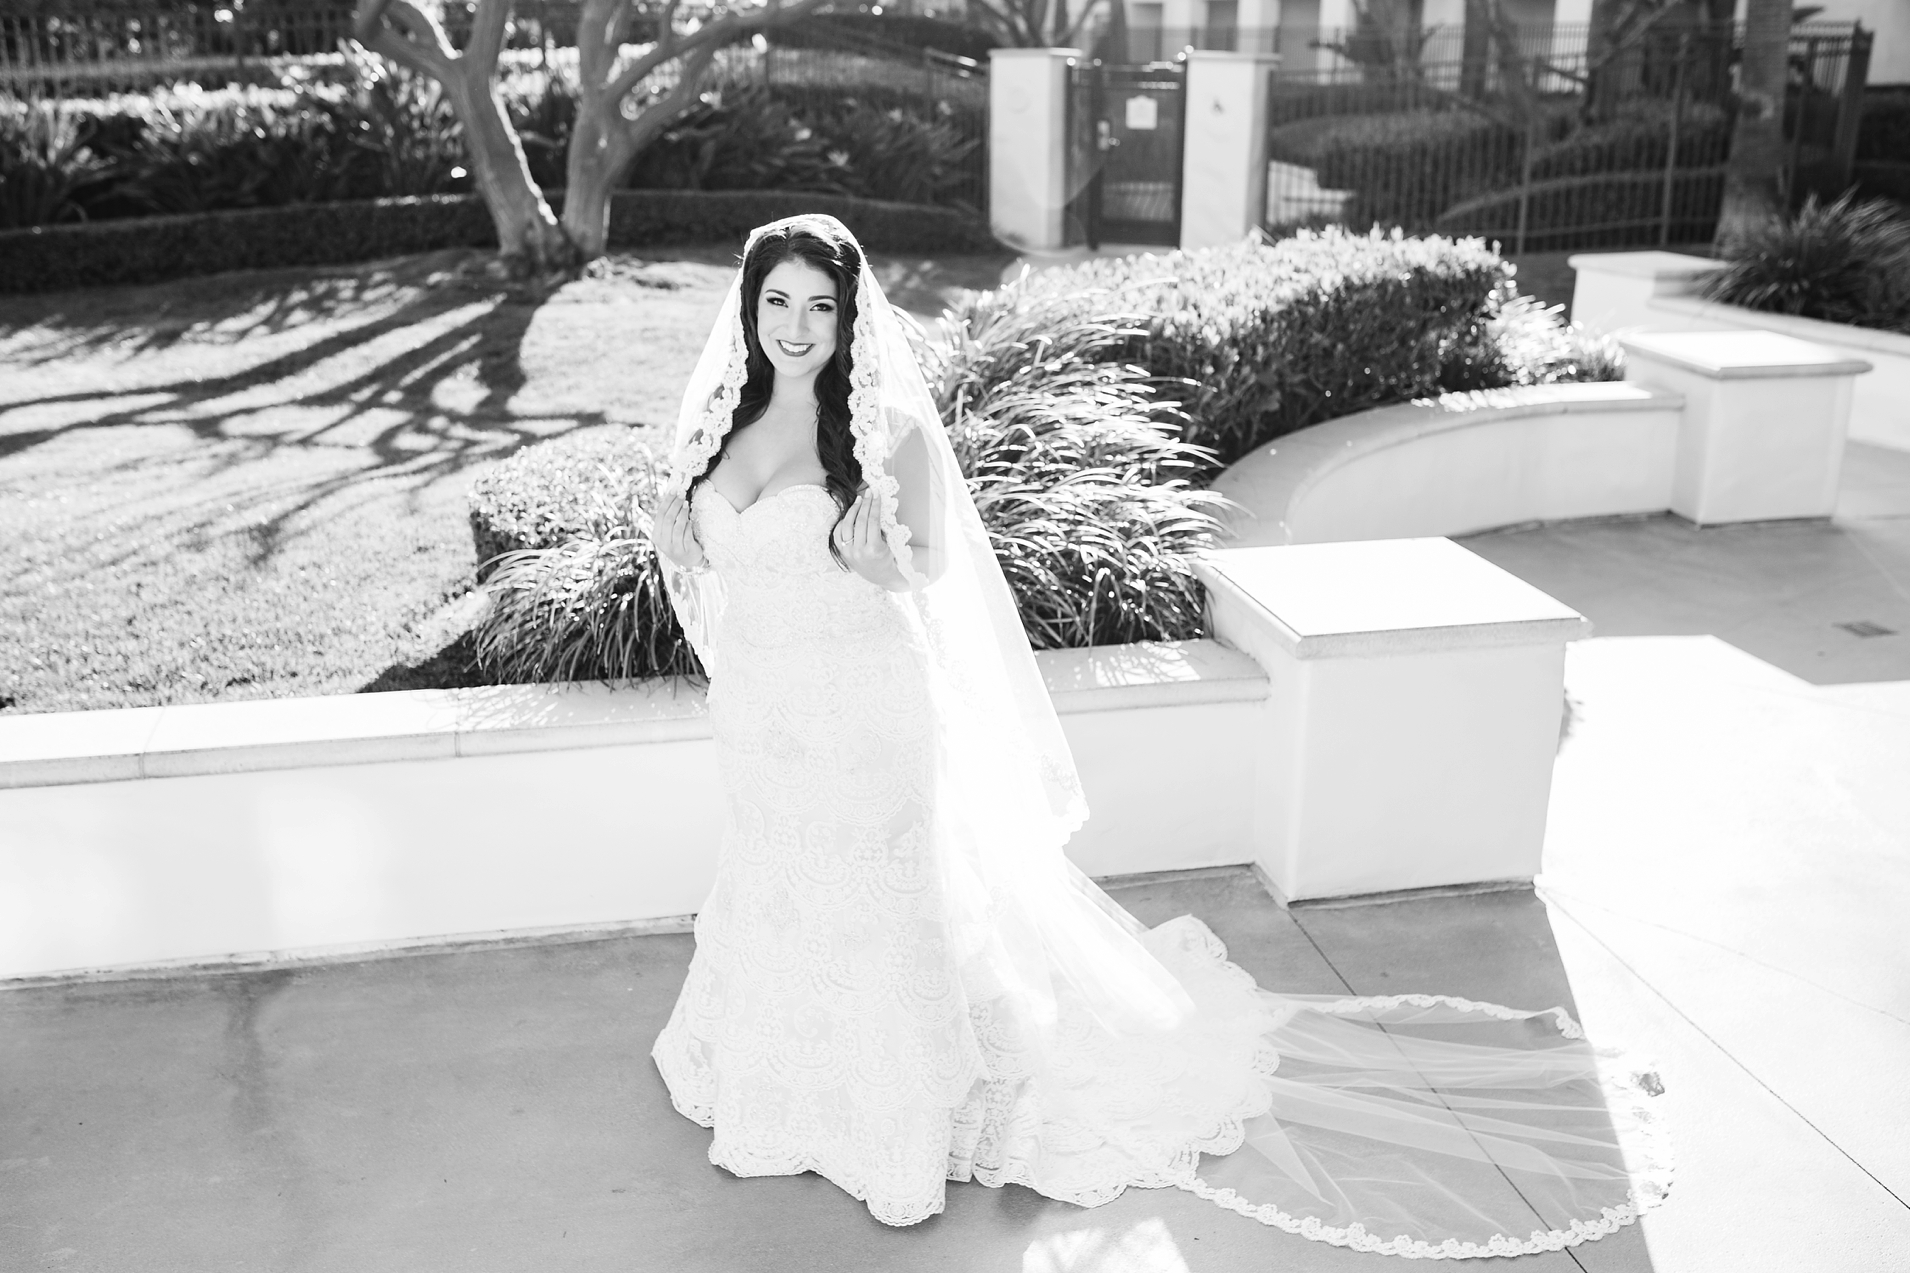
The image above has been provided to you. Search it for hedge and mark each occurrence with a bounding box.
[978,228,1523,467]
[1264,110,1522,232]
[0,189,999,293]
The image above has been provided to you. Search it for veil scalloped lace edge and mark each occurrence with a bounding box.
[1165,917,1674,1260]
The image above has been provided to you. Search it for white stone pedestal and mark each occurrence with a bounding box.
[1566,250,1725,331]
[988,48,1080,252]
[1197,539,1590,904]
[1180,51,1278,251]
[1621,330,1872,524]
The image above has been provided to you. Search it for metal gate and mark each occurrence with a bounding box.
[1066,59,1187,249]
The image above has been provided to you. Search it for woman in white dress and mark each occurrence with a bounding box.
[646,215,1671,1256]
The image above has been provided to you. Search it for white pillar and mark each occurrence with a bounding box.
[1620,330,1872,525]
[1179,50,1277,251]
[1196,538,1590,904]
[988,48,1080,253]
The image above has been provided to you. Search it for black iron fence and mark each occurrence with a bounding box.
[1243,20,1873,252]
[0,3,358,96]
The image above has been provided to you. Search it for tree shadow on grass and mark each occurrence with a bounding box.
[0,250,491,366]
[0,259,607,569]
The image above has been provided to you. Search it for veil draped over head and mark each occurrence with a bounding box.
[656,216,1671,1257]
[659,214,1191,1037]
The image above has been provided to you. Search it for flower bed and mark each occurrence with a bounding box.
[464,229,1613,685]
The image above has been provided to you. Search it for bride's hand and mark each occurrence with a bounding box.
[651,489,706,570]
[836,492,903,589]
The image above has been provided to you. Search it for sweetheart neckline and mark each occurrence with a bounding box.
[700,481,831,518]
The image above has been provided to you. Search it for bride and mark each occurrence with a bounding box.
[645,214,1670,1256]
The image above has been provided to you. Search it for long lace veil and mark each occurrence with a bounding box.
[656,215,1671,1258]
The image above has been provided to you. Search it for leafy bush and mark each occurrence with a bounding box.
[1439,287,1626,390]
[973,228,1530,468]
[471,441,702,684]
[625,84,981,211]
[1526,99,1731,182]
[0,54,981,234]
[0,189,995,294]
[0,102,113,229]
[1265,110,1521,230]
[1700,193,1910,334]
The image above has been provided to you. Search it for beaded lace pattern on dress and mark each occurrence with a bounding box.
[651,215,1672,1254]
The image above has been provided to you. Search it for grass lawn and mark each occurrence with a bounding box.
[0,247,1011,716]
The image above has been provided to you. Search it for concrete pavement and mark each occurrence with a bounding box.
[4,450,1908,1271]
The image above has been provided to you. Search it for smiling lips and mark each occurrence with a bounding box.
[776,339,816,357]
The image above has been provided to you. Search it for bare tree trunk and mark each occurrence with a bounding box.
[446,69,579,274]
[357,0,828,277]
[1715,0,1791,248]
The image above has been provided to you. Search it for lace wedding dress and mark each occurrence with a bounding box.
[651,216,1671,1256]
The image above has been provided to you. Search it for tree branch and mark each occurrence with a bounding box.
[603,0,829,108]
[352,0,458,82]
[607,39,720,170]
[577,0,625,92]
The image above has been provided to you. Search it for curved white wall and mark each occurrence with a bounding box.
[1212,383,1685,547]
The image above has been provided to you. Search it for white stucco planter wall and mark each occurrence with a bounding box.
[1570,250,1910,452]
[1212,383,1687,546]
[1198,540,1589,903]
[0,641,1268,980]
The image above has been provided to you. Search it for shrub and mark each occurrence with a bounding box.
[974,228,1520,467]
[1525,99,1732,182]
[468,289,1229,675]
[624,84,981,211]
[471,440,701,685]
[468,430,650,575]
[1439,287,1626,390]
[0,56,982,234]
[1265,110,1521,231]
[0,194,498,293]
[0,102,113,229]
[1701,193,1910,334]
[0,189,996,293]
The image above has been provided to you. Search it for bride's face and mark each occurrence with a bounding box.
[755,258,840,381]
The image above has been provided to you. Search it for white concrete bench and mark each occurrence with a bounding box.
[1212,331,1872,546]
[1196,538,1591,904]
[0,641,1268,979]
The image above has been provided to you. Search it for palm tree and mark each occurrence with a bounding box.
[1715,0,1792,246]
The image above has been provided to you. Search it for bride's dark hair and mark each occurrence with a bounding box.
[695,216,864,562]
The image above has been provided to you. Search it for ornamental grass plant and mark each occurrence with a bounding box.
[927,286,1227,649]
[1701,193,1910,335]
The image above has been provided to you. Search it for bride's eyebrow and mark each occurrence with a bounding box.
[763,288,836,304]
